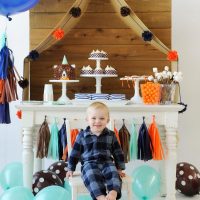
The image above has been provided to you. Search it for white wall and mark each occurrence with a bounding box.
[172,0,200,167]
[0,0,200,193]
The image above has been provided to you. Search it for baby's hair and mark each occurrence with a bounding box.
[86,102,110,118]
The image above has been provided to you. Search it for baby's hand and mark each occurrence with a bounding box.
[66,170,73,179]
[117,170,126,178]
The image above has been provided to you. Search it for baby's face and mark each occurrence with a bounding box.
[86,108,109,134]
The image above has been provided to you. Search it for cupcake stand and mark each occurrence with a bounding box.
[49,80,79,104]
[120,76,146,104]
[80,57,117,93]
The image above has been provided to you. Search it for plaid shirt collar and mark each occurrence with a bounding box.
[83,126,109,137]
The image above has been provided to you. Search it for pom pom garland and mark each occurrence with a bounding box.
[167,50,178,61]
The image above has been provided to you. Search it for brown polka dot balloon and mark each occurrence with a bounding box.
[48,161,68,184]
[176,162,200,196]
[32,170,63,195]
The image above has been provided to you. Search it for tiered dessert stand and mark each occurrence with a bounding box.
[120,76,147,104]
[80,57,117,93]
[49,79,79,104]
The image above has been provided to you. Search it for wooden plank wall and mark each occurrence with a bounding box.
[29,0,171,100]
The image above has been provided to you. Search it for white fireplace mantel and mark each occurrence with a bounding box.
[16,103,183,200]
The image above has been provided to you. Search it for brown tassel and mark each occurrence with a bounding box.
[119,119,130,163]
[36,116,51,159]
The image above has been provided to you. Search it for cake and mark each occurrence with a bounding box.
[80,65,93,75]
[93,66,104,74]
[53,55,75,80]
[104,65,117,75]
[89,49,108,59]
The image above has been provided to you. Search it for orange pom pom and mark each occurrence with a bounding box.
[16,110,22,119]
[52,28,64,40]
[167,50,178,61]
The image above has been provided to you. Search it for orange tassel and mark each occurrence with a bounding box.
[148,115,164,160]
[62,128,79,161]
[114,127,121,145]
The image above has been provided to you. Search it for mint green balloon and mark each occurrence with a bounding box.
[132,165,160,200]
[0,186,34,200]
[34,186,70,200]
[0,162,23,190]
[78,195,92,200]
[64,180,72,199]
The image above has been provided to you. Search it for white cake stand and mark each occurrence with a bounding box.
[80,74,117,93]
[49,80,79,104]
[120,76,147,104]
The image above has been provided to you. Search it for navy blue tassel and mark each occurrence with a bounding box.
[58,118,68,160]
[142,31,153,42]
[137,117,153,161]
[0,103,11,124]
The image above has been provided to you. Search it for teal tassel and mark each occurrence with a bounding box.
[48,120,59,160]
[129,121,137,161]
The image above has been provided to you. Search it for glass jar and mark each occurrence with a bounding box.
[160,83,176,104]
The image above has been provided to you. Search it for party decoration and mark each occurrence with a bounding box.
[58,118,68,160]
[0,44,18,124]
[32,170,63,195]
[26,50,39,61]
[137,117,153,161]
[0,162,23,190]
[119,119,130,163]
[142,31,153,41]
[148,115,164,160]
[52,28,65,40]
[167,50,178,61]
[176,162,200,196]
[36,116,50,159]
[0,186,34,200]
[48,120,59,160]
[120,6,131,17]
[129,121,137,161]
[64,180,72,199]
[34,185,69,200]
[69,7,81,18]
[0,0,39,17]
[48,161,68,184]
[132,165,160,200]
[16,110,22,119]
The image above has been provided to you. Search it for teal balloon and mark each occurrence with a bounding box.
[34,186,70,200]
[0,186,34,200]
[64,180,72,199]
[78,195,92,200]
[0,162,23,190]
[132,165,160,200]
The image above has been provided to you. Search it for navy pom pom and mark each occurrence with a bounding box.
[27,50,39,60]
[142,31,153,42]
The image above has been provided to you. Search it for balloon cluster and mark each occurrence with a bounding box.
[0,0,39,17]
[176,162,200,196]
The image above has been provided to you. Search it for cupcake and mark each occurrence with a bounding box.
[93,66,104,74]
[81,65,93,75]
[104,65,117,75]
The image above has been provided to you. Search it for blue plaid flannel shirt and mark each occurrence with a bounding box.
[68,126,125,171]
